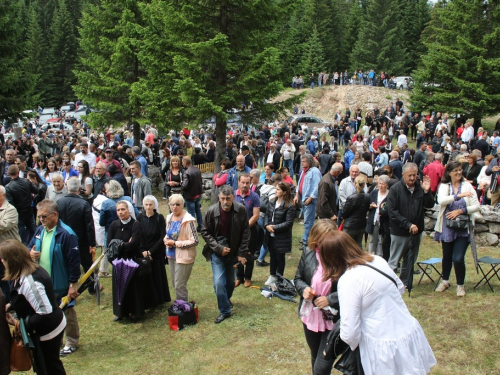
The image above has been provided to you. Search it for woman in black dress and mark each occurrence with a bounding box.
[107,200,145,322]
[137,195,171,306]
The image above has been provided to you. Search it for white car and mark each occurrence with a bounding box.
[394,76,413,90]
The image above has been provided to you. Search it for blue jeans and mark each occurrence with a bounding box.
[257,217,268,262]
[185,197,202,230]
[310,82,314,89]
[258,154,264,168]
[302,198,317,243]
[283,159,294,180]
[211,252,235,315]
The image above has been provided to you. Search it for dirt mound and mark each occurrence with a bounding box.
[275,85,410,121]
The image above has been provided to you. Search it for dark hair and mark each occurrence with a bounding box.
[28,171,44,184]
[378,146,386,153]
[318,231,374,282]
[78,159,91,182]
[15,155,26,162]
[107,163,119,177]
[265,163,275,171]
[220,159,232,170]
[276,182,293,208]
[362,152,371,161]
[441,161,463,184]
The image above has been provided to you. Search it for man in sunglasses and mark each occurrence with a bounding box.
[29,199,81,357]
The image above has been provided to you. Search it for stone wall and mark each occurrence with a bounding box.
[424,205,500,247]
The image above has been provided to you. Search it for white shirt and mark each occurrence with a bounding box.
[338,256,436,375]
[75,151,97,169]
[397,134,407,148]
[461,126,474,143]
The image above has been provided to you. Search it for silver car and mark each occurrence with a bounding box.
[287,114,331,129]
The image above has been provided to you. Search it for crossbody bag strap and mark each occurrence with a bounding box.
[360,263,397,288]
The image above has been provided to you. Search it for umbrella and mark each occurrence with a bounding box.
[94,269,101,307]
[404,234,416,297]
[469,222,479,272]
[60,252,106,310]
[112,258,138,305]
[19,317,37,373]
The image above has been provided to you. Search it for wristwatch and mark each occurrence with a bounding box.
[69,283,76,288]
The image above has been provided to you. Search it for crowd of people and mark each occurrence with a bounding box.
[1,101,499,374]
[291,70,413,89]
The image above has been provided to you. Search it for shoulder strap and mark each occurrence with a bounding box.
[360,263,397,288]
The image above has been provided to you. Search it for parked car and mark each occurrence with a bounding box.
[41,107,56,115]
[60,102,76,112]
[394,76,413,90]
[39,113,56,125]
[287,114,331,130]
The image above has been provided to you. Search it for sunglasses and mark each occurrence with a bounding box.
[38,212,55,220]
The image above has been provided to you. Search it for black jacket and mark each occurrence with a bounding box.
[264,200,296,253]
[342,192,371,230]
[181,165,203,199]
[6,177,38,219]
[387,180,435,236]
[201,202,250,261]
[461,162,482,188]
[93,174,110,196]
[264,151,281,170]
[57,194,96,248]
[316,173,338,219]
[294,249,339,320]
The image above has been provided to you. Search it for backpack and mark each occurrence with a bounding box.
[259,186,275,214]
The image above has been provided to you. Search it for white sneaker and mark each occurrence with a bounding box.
[265,275,278,286]
[457,285,466,297]
[435,281,450,292]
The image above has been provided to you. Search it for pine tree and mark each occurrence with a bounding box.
[300,26,327,76]
[139,0,303,186]
[0,0,35,120]
[74,0,147,141]
[349,0,407,74]
[44,0,77,106]
[24,2,46,107]
[412,0,500,127]
[341,0,364,71]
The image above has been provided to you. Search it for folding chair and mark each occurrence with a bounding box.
[474,256,500,292]
[416,258,443,289]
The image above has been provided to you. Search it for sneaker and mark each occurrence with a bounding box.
[265,275,278,286]
[98,272,110,278]
[162,197,167,200]
[257,260,269,267]
[457,285,466,297]
[435,281,450,292]
[60,346,77,357]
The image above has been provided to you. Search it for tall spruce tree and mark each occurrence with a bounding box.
[74,0,147,142]
[299,26,327,76]
[342,0,364,71]
[0,0,35,121]
[139,0,303,185]
[349,0,407,74]
[411,0,500,127]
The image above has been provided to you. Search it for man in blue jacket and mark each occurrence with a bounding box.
[294,154,322,251]
[29,199,81,357]
[226,155,251,191]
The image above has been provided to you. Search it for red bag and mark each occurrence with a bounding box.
[168,301,199,331]
[338,221,344,231]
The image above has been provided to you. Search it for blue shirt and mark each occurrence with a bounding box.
[234,190,260,219]
[135,155,149,177]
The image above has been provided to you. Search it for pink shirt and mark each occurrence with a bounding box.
[301,250,334,332]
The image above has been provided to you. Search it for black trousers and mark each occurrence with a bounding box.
[268,238,286,276]
[303,324,335,375]
[33,330,66,375]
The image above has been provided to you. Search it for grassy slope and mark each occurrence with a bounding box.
[40,196,500,375]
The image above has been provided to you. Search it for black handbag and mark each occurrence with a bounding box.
[107,239,123,263]
[135,256,152,276]
[445,214,469,230]
[334,347,364,375]
[323,319,348,360]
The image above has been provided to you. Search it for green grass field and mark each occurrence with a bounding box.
[26,197,497,375]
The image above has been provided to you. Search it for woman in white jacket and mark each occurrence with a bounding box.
[434,161,480,296]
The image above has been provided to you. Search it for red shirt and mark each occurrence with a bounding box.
[372,138,385,151]
[299,167,309,196]
[423,160,445,193]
